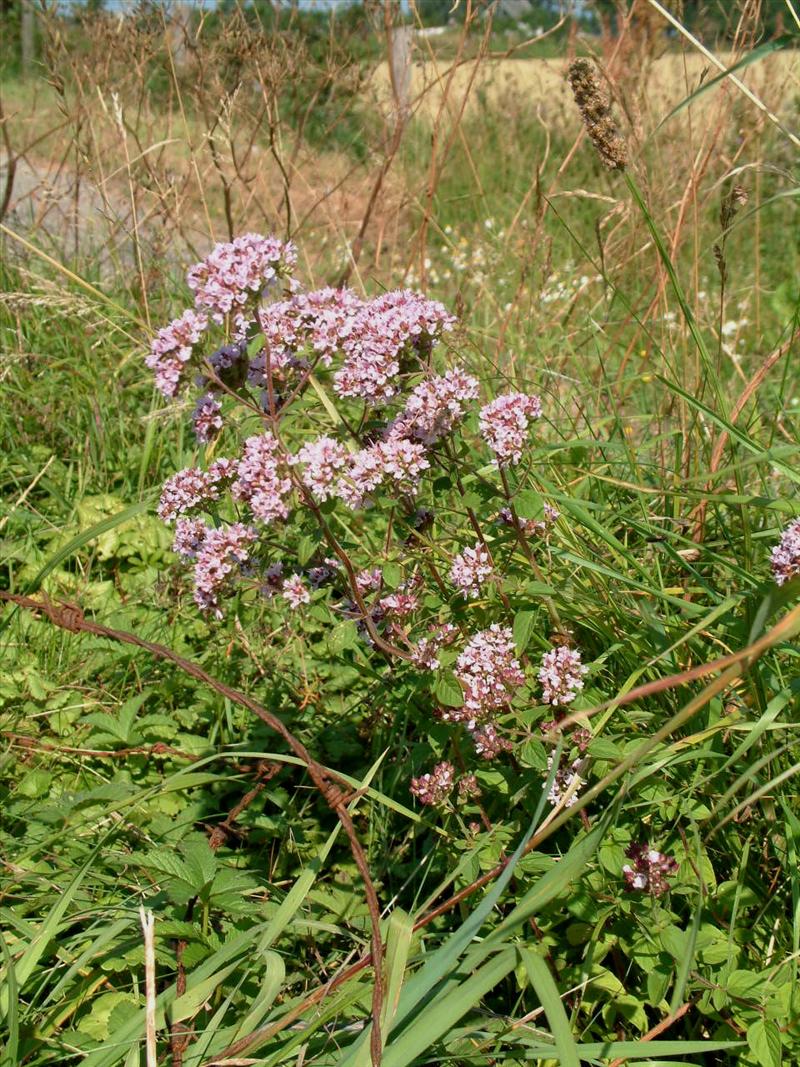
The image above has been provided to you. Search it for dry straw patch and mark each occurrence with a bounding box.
[372,50,800,126]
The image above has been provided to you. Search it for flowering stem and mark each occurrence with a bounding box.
[497,465,563,632]
[440,440,516,618]
[273,422,410,661]
[451,734,493,834]
[251,314,407,662]
[257,308,279,421]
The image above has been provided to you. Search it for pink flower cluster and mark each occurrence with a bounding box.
[336,448,384,509]
[410,623,458,670]
[541,721,592,753]
[355,568,382,596]
[293,436,350,501]
[771,517,800,586]
[187,233,297,324]
[336,435,429,509]
[472,722,513,760]
[379,592,419,619]
[410,761,455,806]
[380,433,431,484]
[146,309,207,397]
[453,625,525,722]
[479,391,542,465]
[333,290,454,405]
[291,432,431,512]
[538,646,587,706]
[391,368,479,445]
[449,542,494,599]
[498,503,560,537]
[158,460,233,522]
[409,763,483,805]
[282,573,311,608]
[192,523,257,617]
[172,517,208,559]
[169,515,260,616]
[622,844,678,896]
[308,558,340,588]
[259,287,363,368]
[232,433,293,525]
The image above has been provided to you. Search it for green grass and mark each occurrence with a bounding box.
[2,14,800,1067]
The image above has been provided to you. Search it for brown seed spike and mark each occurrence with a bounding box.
[567,58,629,172]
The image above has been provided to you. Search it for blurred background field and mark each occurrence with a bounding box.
[2,1,800,1065]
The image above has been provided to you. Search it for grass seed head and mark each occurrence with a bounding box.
[567,58,628,172]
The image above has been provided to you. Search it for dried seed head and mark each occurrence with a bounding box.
[720,183,748,231]
[567,59,628,172]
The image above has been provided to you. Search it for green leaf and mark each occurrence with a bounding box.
[28,499,153,594]
[670,891,703,1012]
[515,489,544,519]
[0,833,111,1017]
[296,534,318,566]
[230,950,285,1043]
[0,498,153,636]
[169,959,241,1025]
[748,1019,782,1067]
[434,670,464,708]
[523,580,556,597]
[382,562,403,590]
[658,375,800,486]
[17,769,53,799]
[0,928,19,1067]
[482,817,609,948]
[513,1038,742,1059]
[728,969,769,1001]
[181,836,218,892]
[138,850,196,888]
[327,620,358,654]
[351,908,414,1066]
[513,609,537,655]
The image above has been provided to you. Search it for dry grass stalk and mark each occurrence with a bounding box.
[139,906,157,1067]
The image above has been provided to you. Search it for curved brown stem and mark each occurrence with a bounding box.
[0,590,385,1067]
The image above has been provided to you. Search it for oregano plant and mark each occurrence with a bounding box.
[145,232,623,838]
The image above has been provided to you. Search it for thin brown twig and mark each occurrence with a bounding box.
[608,1000,693,1066]
[1,732,194,761]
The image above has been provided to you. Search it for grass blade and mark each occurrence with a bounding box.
[519,947,580,1067]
